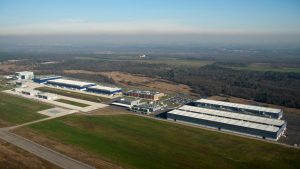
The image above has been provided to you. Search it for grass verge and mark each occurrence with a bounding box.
[35,87,110,103]
[0,92,51,127]
[55,99,89,107]
[26,114,300,169]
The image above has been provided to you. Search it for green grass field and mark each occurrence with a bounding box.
[27,114,300,169]
[55,99,89,107]
[0,79,14,91]
[0,92,51,127]
[35,87,110,103]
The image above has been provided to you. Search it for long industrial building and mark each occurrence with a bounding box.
[86,85,122,95]
[47,79,96,90]
[194,99,283,119]
[167,106,286,140]
[33,75,62,84]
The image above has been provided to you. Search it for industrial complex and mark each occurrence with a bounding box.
[3,71,288,141]
[167,102,286,140]
[125,90,164,101]
[47,78,96,90]
[194,99,283,119]
[34,75,122,96]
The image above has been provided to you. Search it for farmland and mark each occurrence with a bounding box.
[17,113,300,169]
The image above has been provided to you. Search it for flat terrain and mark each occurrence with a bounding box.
[15,110,300,169]
[0,139,61,169]
[64,70,194,95]
[0,92,50,127]
[0,129,93,169]
[55,99,89,107]
[35,87,110,103]
[75,56,213,68]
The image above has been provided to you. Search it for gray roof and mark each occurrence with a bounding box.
[179,105,285,126]
[88,85,121,92]
[47,78,95,87]
[168,109,279,133]
[195,99,282,115]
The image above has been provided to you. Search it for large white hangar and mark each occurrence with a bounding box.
[167,105,286,140]
[194,99,283,119]
[47,78,96,90]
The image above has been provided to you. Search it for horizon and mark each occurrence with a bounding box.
[0,0,300,46]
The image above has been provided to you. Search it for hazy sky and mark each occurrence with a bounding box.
[0,0,300,35]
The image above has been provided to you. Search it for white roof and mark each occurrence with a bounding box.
[111,102,132,108]
[16,71,33,74]
[88,85,121,92]
[196,99,282,114]
[179,105,285,126]
[36,75,62,80]
[168,109,279,133]
[47,79,95,87]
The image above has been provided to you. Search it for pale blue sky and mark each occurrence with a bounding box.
[0,0,299,35]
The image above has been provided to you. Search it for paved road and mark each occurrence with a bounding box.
[0,129,95,169]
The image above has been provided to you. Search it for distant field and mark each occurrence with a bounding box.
[25,114,300,169]
[75,56,213,67]
[0,92,50,127]
[137,59,213,67]
[225,63,300,73]
[35,87,110,103]
[55,99,89,107]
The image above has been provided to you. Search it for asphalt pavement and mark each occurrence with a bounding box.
[0,129,95,169]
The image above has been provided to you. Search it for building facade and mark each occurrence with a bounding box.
[15,71,34,80]
[33,75,62,84]
[87,85,122,95]
[125,90,164,101]
[167,104,287,141]
[193,99,283,119]
[46,78,96,90]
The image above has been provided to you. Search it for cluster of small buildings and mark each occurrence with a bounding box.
[112,97,165,114]
[167,99,286,140]
[131,103,165,115]
[14,88,57,100]
[111,97,141,109]
[125,90,164,101]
